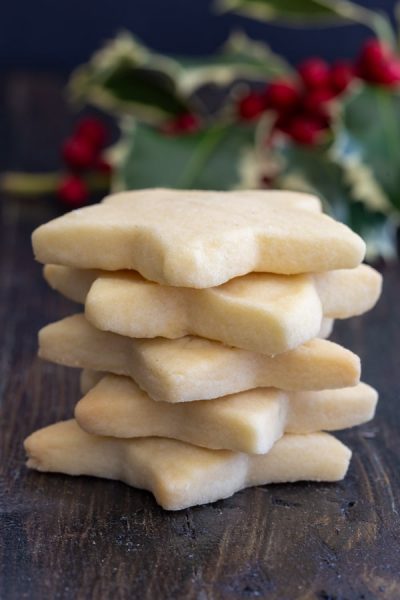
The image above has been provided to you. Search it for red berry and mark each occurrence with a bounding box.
[357,39,389,73]
[303,87,335,113]
[61,137,95,170]
[357,57,400,86]
[298,58,330,89]
[370,58,400,86]
[94,157,113,174]
[237,92,265,120]
[264,80,300,113]
[285,116,326,145]
[160,113,200,135]
[75,117,108,149]
[274,113,292,134]
[175,113,200,132]
[57,175,89,208]
[386,59,400,84]
[260,174,274,188]
[355,38,400,86]
[330,61,354,93]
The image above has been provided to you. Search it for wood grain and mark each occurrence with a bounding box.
[0,74,400,600]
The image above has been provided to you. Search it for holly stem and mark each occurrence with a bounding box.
[0,171,111,198]
[0,172,60,196]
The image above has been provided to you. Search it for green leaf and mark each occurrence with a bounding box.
[333,86,400,213]
[276,141,397,260]
[215,0,395,45]
[116,120,256,190]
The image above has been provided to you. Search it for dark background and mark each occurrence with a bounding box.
[0,0,397,71]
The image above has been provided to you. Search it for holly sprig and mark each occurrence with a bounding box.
[111,36,400,257]
[2,2,400,259]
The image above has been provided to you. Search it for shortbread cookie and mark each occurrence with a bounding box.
[44,263,335,345]
[43,264,381,355]
[44,264,381,320]
[319,318,334,339]
[32,189,365,288]
[55,269,326,356]
[75,374,377,453]
[44,265,100,304]
[314,266,382,317]
[80,369,104,394]
[24,420,351,510]
[39,315,360,402]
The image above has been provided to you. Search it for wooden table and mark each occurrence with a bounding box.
[1,74,400,600]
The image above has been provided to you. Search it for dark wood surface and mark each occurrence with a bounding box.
[1,73,400,600]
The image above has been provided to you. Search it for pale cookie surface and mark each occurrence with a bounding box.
[39,315,360,402]
[24,420,352,510]
[43,264,381,355]
[75,374,377,454]
[32,189,365,288]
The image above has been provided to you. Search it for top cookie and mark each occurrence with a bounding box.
[32,188,365,288]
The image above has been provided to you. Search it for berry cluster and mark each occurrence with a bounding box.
[58,117,111,207]
[238,58,353,145]
[238,38,400,146]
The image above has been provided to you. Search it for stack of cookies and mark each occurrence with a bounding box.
[25,189,382,510]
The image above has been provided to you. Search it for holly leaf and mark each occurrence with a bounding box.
[70,33,191,123]
[215,0,395,45]
[116,120,256,190]
[174,32,292,94]
[276,141,397,260]
[333,86,400,214]
[216,0,345,23]
[347,201,398,261]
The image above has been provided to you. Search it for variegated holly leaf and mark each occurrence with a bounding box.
[348,201,398,261]
[216,0,346,23]
[215,0,395,46]
[70,31,291,124]
[333,86,400,215]
[117,120,257,190]
[175,32,292,94]
[70,33,191,123]
[276,140,397,260]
